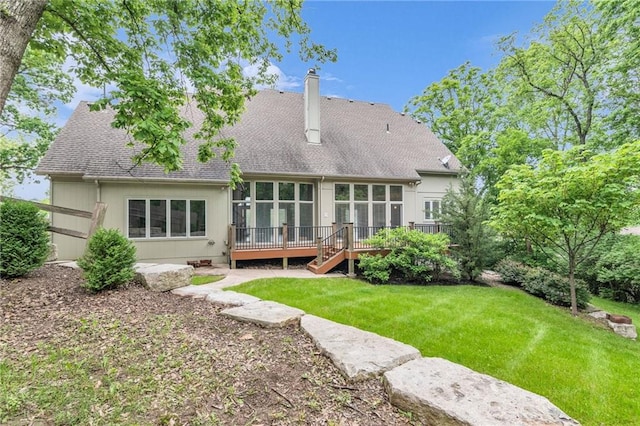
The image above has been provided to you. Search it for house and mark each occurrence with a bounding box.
[36,70,461,272]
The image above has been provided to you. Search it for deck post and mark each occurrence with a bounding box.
[316,236,324,267]
[345,222,356,278]
[409,221,415,230]
[282,223,288,269]
[230,224,237,269]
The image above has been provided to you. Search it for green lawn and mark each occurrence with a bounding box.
[231,278,640,426]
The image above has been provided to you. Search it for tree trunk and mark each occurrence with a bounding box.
[0,0,47,116]
[568,254,578,316]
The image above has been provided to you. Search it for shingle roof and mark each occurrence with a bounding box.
[37,90,460,181]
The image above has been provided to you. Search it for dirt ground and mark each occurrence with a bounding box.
[0,264,417,425]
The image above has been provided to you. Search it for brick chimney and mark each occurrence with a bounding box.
[304,68,320,144]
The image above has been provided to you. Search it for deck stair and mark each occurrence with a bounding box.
[306,225,349,274]
[307,247,346,274]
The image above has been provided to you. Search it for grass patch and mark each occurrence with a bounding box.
[232,278,640,426]
[190,275,224,285]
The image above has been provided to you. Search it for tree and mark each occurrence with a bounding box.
[438,173,494,281]
[492,141,640,315]
[498,1,605,148]
[0,0,336,185]
[1,45,74,184]
[594,0,640,147]
[405,63,553,199]
[405,62,498,155]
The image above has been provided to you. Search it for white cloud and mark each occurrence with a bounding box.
[321,73,343,83]
[242,62,301,91]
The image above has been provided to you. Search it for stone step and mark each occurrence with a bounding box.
[384,357,580,426]
[221,301,304,328]
[300,315,421,381]
[205,290,261,306]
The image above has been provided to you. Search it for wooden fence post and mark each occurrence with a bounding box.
[87,202,108,239]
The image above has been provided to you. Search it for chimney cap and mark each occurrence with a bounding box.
[307,68,316,75]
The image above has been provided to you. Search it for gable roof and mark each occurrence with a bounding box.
[37,89,460,182]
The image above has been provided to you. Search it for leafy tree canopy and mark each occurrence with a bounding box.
[406,0,638,197]
[0,0,336,187]
[492,140,640,314]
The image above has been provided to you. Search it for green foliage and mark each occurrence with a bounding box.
[77,228,136,292]
[494,259,531,286]
[522,267,590,309]
[0,45,74,184]
[498,0,604,148]
[493,141,640,314]
[406,1,638,198]
[0,200,49,278]
[405,62,498,154]
[438,173,495,280]
[357,228,459,284]
[357,254,390,284]
[594,235,640,304]
[1,0,336,187]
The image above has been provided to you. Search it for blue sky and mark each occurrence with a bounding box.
[15,0,555,200]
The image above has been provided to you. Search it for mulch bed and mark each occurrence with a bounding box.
[0,264,417,425]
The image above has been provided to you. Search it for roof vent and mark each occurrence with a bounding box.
[348,99,354,103]
[369,102,374,105]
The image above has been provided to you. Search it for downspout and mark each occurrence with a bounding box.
[94,180,101,202]
[318,176,325,226]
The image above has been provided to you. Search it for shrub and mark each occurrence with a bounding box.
[522,267,590,309]
[357,228,459,284]
[78,228,136,292]
[595,235,640,304]
[494,259,530,286]
[0,200,50,278]
[357,253,390,284]
[438,172,495,281]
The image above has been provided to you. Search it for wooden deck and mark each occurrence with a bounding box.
[228,223,450,274]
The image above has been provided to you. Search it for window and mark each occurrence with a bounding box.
[128,199,206,239]
[234,181,315,243]
[334,183,404,231]
[424,200,441,220]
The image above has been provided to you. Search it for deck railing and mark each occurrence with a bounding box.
[229,222,452,252]
[230,224,336,251]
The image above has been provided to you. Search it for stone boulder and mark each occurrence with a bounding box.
[301,315,421,381]
[589,310,637,339]
[136,264,194,292]
[384,357,580,426]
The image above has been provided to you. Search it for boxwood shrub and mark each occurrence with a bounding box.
[78,228,136,292]
[0,200,50,278]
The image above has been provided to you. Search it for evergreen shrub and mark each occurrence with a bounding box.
[0,200,49,278]
[78,228,136,292]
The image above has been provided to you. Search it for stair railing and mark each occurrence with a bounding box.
[315,225,348,267]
